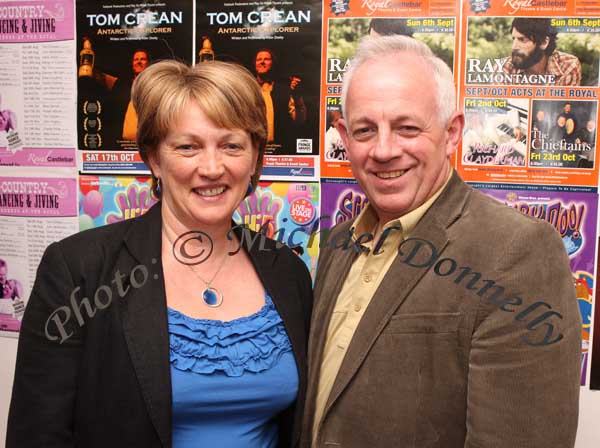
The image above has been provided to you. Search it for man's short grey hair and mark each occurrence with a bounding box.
[341,35,457,126]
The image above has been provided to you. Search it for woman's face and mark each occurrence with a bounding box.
[149,100,257,231]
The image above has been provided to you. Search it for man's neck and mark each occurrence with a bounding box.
[256,74,272,85]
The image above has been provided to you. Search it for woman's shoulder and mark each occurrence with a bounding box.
[56,215,139,254]
[50,204,161,268]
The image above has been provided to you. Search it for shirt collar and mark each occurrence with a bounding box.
[351,167,454,244]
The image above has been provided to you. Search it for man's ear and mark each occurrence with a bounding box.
[337,118,351,150]
[445,111,465,157]
[539,36,550,51]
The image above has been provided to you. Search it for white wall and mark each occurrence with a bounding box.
[0,338,599,446]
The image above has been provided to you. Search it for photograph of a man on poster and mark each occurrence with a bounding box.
[466,17,599,86]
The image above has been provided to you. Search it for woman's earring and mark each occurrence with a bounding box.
[156,178,162,196]
[245,180,254,196]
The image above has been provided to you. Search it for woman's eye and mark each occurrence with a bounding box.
[176,144,194,150]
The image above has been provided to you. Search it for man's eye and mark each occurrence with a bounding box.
[176,144,194,150]
[398,126,420,136]
[353,127,375,139]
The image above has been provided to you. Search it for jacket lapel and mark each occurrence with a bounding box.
[119,203,172,447]
[304,227,357,429]
[321,173,471,422]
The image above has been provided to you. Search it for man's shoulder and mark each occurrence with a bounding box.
[552,49,580,64]
[456,184,563,246]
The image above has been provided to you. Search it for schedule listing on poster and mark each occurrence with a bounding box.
[0,0,76,168]
[0,176,78,337]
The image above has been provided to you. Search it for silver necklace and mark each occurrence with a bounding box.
[187,250,230,307]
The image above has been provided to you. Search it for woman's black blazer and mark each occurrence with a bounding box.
[7,202,313,447]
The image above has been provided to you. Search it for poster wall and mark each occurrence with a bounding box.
[320,0,459,178]
[320,178,367,231]
[196,0,322,181]
[457,2,600,187]
[76,0,194,173]
[473,183,597,385]
[0,176,78,337]
[234,181,320,277]
[78,175,156,229]
[0,0,76,168]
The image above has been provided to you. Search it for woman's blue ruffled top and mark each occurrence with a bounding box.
[168,293,293,377]
[168,293,299,448]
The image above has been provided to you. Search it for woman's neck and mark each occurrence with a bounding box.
[160,205,236,261]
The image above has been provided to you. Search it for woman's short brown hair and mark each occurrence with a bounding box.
[131,60,267,196]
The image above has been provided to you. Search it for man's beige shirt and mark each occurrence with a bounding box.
[312,169,453,445]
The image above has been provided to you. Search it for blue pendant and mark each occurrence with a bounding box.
[202,287,223,307]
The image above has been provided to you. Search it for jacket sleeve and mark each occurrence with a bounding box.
[7,242,83,447]
[464,221,581,448]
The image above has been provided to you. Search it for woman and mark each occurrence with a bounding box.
[7,60,313,447]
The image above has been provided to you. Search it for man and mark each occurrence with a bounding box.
[303,36,580,447]
[502,18,581,86]
[254,48,306,146]
[114,49,149,142]
[532,108,549,134]
[95,49,150,144]
[559,102,576,122]
[550,114,568,142]
[577,119,596,146]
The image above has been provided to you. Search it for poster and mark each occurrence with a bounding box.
[196,0,322,181]
[234,181,320,277]
[473,183,597,385]
[78,175,157,229]
[0,0,76,167]
[590,237,600,390]
[76,0,193,173]
[0,176,78,336]
[320,0,459,178]
[458,2,600,186]
[320,178,368,231]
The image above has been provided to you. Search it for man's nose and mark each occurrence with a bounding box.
[370,128,399,162]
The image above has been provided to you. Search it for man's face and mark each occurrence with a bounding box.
[337,54,463,223]
[255,51,273,76]
[564,103,572,113]
[557,116,566,127]
[0,266,7,284]
[132,51,149,75]
[536,110,545,121]
[331,111,342,128]
[510,28,545,70]
[587,120,595,132]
